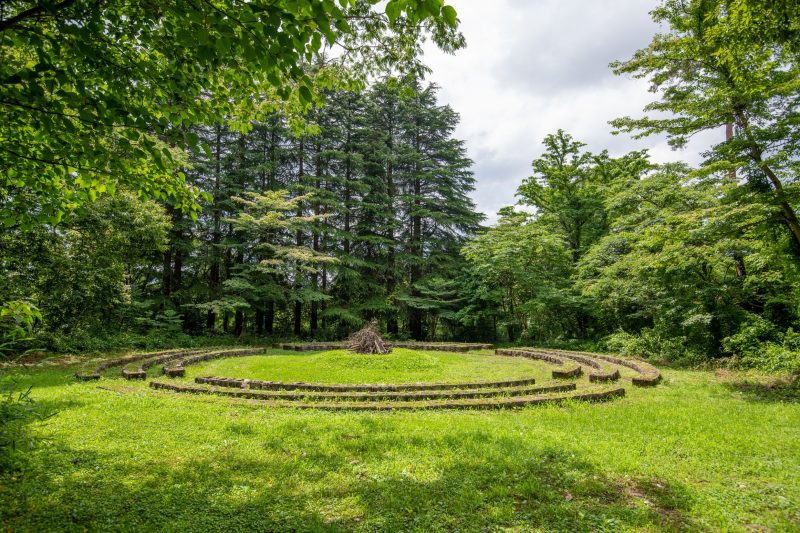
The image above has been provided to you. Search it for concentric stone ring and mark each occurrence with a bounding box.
[78,344,660,410]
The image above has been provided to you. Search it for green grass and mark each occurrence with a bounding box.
[1,350,799,532]
[181,348,552,384]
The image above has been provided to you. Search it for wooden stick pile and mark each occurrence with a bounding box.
[346,320,392,354]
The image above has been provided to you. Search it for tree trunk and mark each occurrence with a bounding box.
[734,253,747,278]
[386,157,398,335]
[161,204,174,300]
[255,309,264,336]
[507,288,517,341]
[234,310,244,337]
[172,206,183,298]
[343,122,352,257]
[320,263,328,331]
[726,122,736,180]
[172,249,182,294]
[409,123,424,340]
[294,138,305,337]
[265,302,274,335]
[753,153,800,249]
[233,246,244,337]
[294,302,302,337]
[208,124,222,331]
[735,111,800,250]
[161,243,172,299]
[310,141,323,336]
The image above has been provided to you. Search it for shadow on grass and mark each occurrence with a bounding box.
[723,376,800,404]
[0,423,698,532]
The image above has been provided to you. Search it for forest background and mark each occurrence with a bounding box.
[2,0,799,374]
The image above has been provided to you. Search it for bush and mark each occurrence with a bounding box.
[721,316,800,374]
[34,329,222,354]
[0,301,41,358]
[721,315,778,358]
[603,328,706,366]
[0,378,52,471]
[744,344,800,375]
[133,309,184,334]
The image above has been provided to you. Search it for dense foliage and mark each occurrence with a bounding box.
[463,0,800,371]
[465,130,800,370]
[1,0,462,228]
[0,1,468,349]
[2,0,800,374]
[2,81,481,348]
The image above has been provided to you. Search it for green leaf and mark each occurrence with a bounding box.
[442,5,457,27]
[386,1,401,24]
[299,85,313,104]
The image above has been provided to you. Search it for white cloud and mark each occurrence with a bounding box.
[422,0,722,224]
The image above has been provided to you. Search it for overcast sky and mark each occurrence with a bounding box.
[421,0,721,224]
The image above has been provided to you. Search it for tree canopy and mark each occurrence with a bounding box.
[611,0,800,249]
[1,0,462,228]
[2,0,800,375]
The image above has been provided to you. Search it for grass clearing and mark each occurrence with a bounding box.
[180,348,552,385]
[1,351,799,532]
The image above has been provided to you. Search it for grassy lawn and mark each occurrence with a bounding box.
[179,348,554,384]
[1,350,799,532]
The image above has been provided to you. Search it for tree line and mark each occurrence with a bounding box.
[462,0,800,371]
[168,80,482,341]
[1,81,483,348]
[2,0,799,373]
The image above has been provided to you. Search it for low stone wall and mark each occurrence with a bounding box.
[495,348,583,379]
[279,342,494,352]
[120,349,212,380]
[280,342,345,351]
[498,347,660,386]
[162,347,269,375]
[85,344,663,411]
[76,346,272,381]
[121,368,147,380]
[195,375,539,392]
[76,348,197,380]
[545,349,662,386]
[151,381,576,402]
[591,354,661,386]
[393,342,494,352]
[149,380,625,410]
[516,348,620,382]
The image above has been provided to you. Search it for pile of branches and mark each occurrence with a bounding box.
[346,320,392,354]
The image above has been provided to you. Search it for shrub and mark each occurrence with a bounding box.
[744,344,800,375]
[133,309,184,334]
[34,329,229,354]
[0,378,52,471]
[721,316,800,375]
[721,315,779,358]
[0,301,41,358]
[603,328,706,366]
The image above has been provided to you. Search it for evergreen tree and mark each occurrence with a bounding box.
[394,82,482,339]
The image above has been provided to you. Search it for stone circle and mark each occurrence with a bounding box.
[77,343,661,410]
